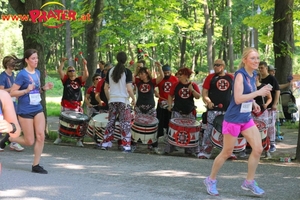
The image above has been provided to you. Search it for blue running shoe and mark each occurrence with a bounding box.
[241,180,265,196]
[204,177,219,196]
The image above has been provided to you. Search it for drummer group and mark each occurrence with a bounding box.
[53,51,285,160]
[52,52,206,155]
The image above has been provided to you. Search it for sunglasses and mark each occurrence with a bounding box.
[68,69,75,72]
[214,64,222,67]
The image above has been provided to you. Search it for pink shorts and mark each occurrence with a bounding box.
[222,119,255,137]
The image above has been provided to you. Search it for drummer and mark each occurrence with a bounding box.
[85,74,102,117]
[95,63,113,113]
[53,57,89,147]
[153,64,178,150]
[165,67,201,155]
[132,62,164,151]
[197,59,235,159]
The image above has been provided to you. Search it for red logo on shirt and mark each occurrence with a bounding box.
[163,82,172,93]
[179,87,190,99]
[216,79,230,91]
[139,83,150,93]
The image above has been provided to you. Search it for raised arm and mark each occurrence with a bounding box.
[155,62,164,84]
[58,58,67,80]
[81,59,89,82]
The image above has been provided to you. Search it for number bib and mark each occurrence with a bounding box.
[29,90,41,105]
[240,102,252,113]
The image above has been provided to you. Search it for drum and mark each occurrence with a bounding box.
[210,115,246,153]
[87,113,121,142]
[59,111,89,138]
[168,118,200,148]
[252,110,269,149]
[131,114,158,144]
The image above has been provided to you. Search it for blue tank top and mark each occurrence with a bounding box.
[224,67,257,123]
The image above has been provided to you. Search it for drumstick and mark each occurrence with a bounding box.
[79,51,84,59]
[144,54,162,65]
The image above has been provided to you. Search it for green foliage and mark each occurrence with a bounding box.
[45,75,63,97]
[0,20,23,62]
[2,0,300,75]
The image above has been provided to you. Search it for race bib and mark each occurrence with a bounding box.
[240,102,252,113]
[29,90,41,105]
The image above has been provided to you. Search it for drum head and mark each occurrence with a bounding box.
[213,114,224,133]
[134,114,158,126]
[61,111,89,122]
[170,118,200,127]
[92,113,109,127]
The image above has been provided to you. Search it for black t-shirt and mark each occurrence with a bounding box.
[261,75,280,108]
[208,74,233,111]
[62,77,83,102]
[254,84,267,112]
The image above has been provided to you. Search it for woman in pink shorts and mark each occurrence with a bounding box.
[203,47,272,197]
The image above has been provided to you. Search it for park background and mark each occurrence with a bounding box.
[1,0,300,159]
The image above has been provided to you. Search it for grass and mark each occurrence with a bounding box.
[282,120,299,129]
[46,101,61,116]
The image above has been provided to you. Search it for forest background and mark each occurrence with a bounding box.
[0,0,300,160]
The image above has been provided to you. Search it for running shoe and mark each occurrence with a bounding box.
[53,138,62,145]
[241,180,265,196]
[76,140,84,147]
[10,143,24,152]
[269,144,276,153]
[32,164,48,174]
[204,176,219,196]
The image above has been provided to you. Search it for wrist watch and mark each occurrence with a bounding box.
[10,123,16,133]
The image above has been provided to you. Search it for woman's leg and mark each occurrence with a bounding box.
[209,133,236,180]
[242,126,263,180]
[10,116,35,147]
[32,112,46,166]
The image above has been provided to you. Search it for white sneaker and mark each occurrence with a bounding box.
[0,147,4,152]
[10,143,24,152]
[53,138,62,145]
[76,140,84,147]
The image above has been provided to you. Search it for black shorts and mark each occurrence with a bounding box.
[18,109,43,119]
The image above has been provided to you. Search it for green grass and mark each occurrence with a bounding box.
[46,102,61,116]
[282,121,299,129]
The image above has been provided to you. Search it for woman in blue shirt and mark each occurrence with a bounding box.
[9,49,53,174]
[204,47,272,196]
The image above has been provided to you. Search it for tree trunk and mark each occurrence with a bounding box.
[180,33,187,68]
[203,0,213,72]
[85,0,104,89]
[273,0,294,87]
[273,0,298,161]
[227,0,234,73]
[9,0,49,136]
[62,0,74,68]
